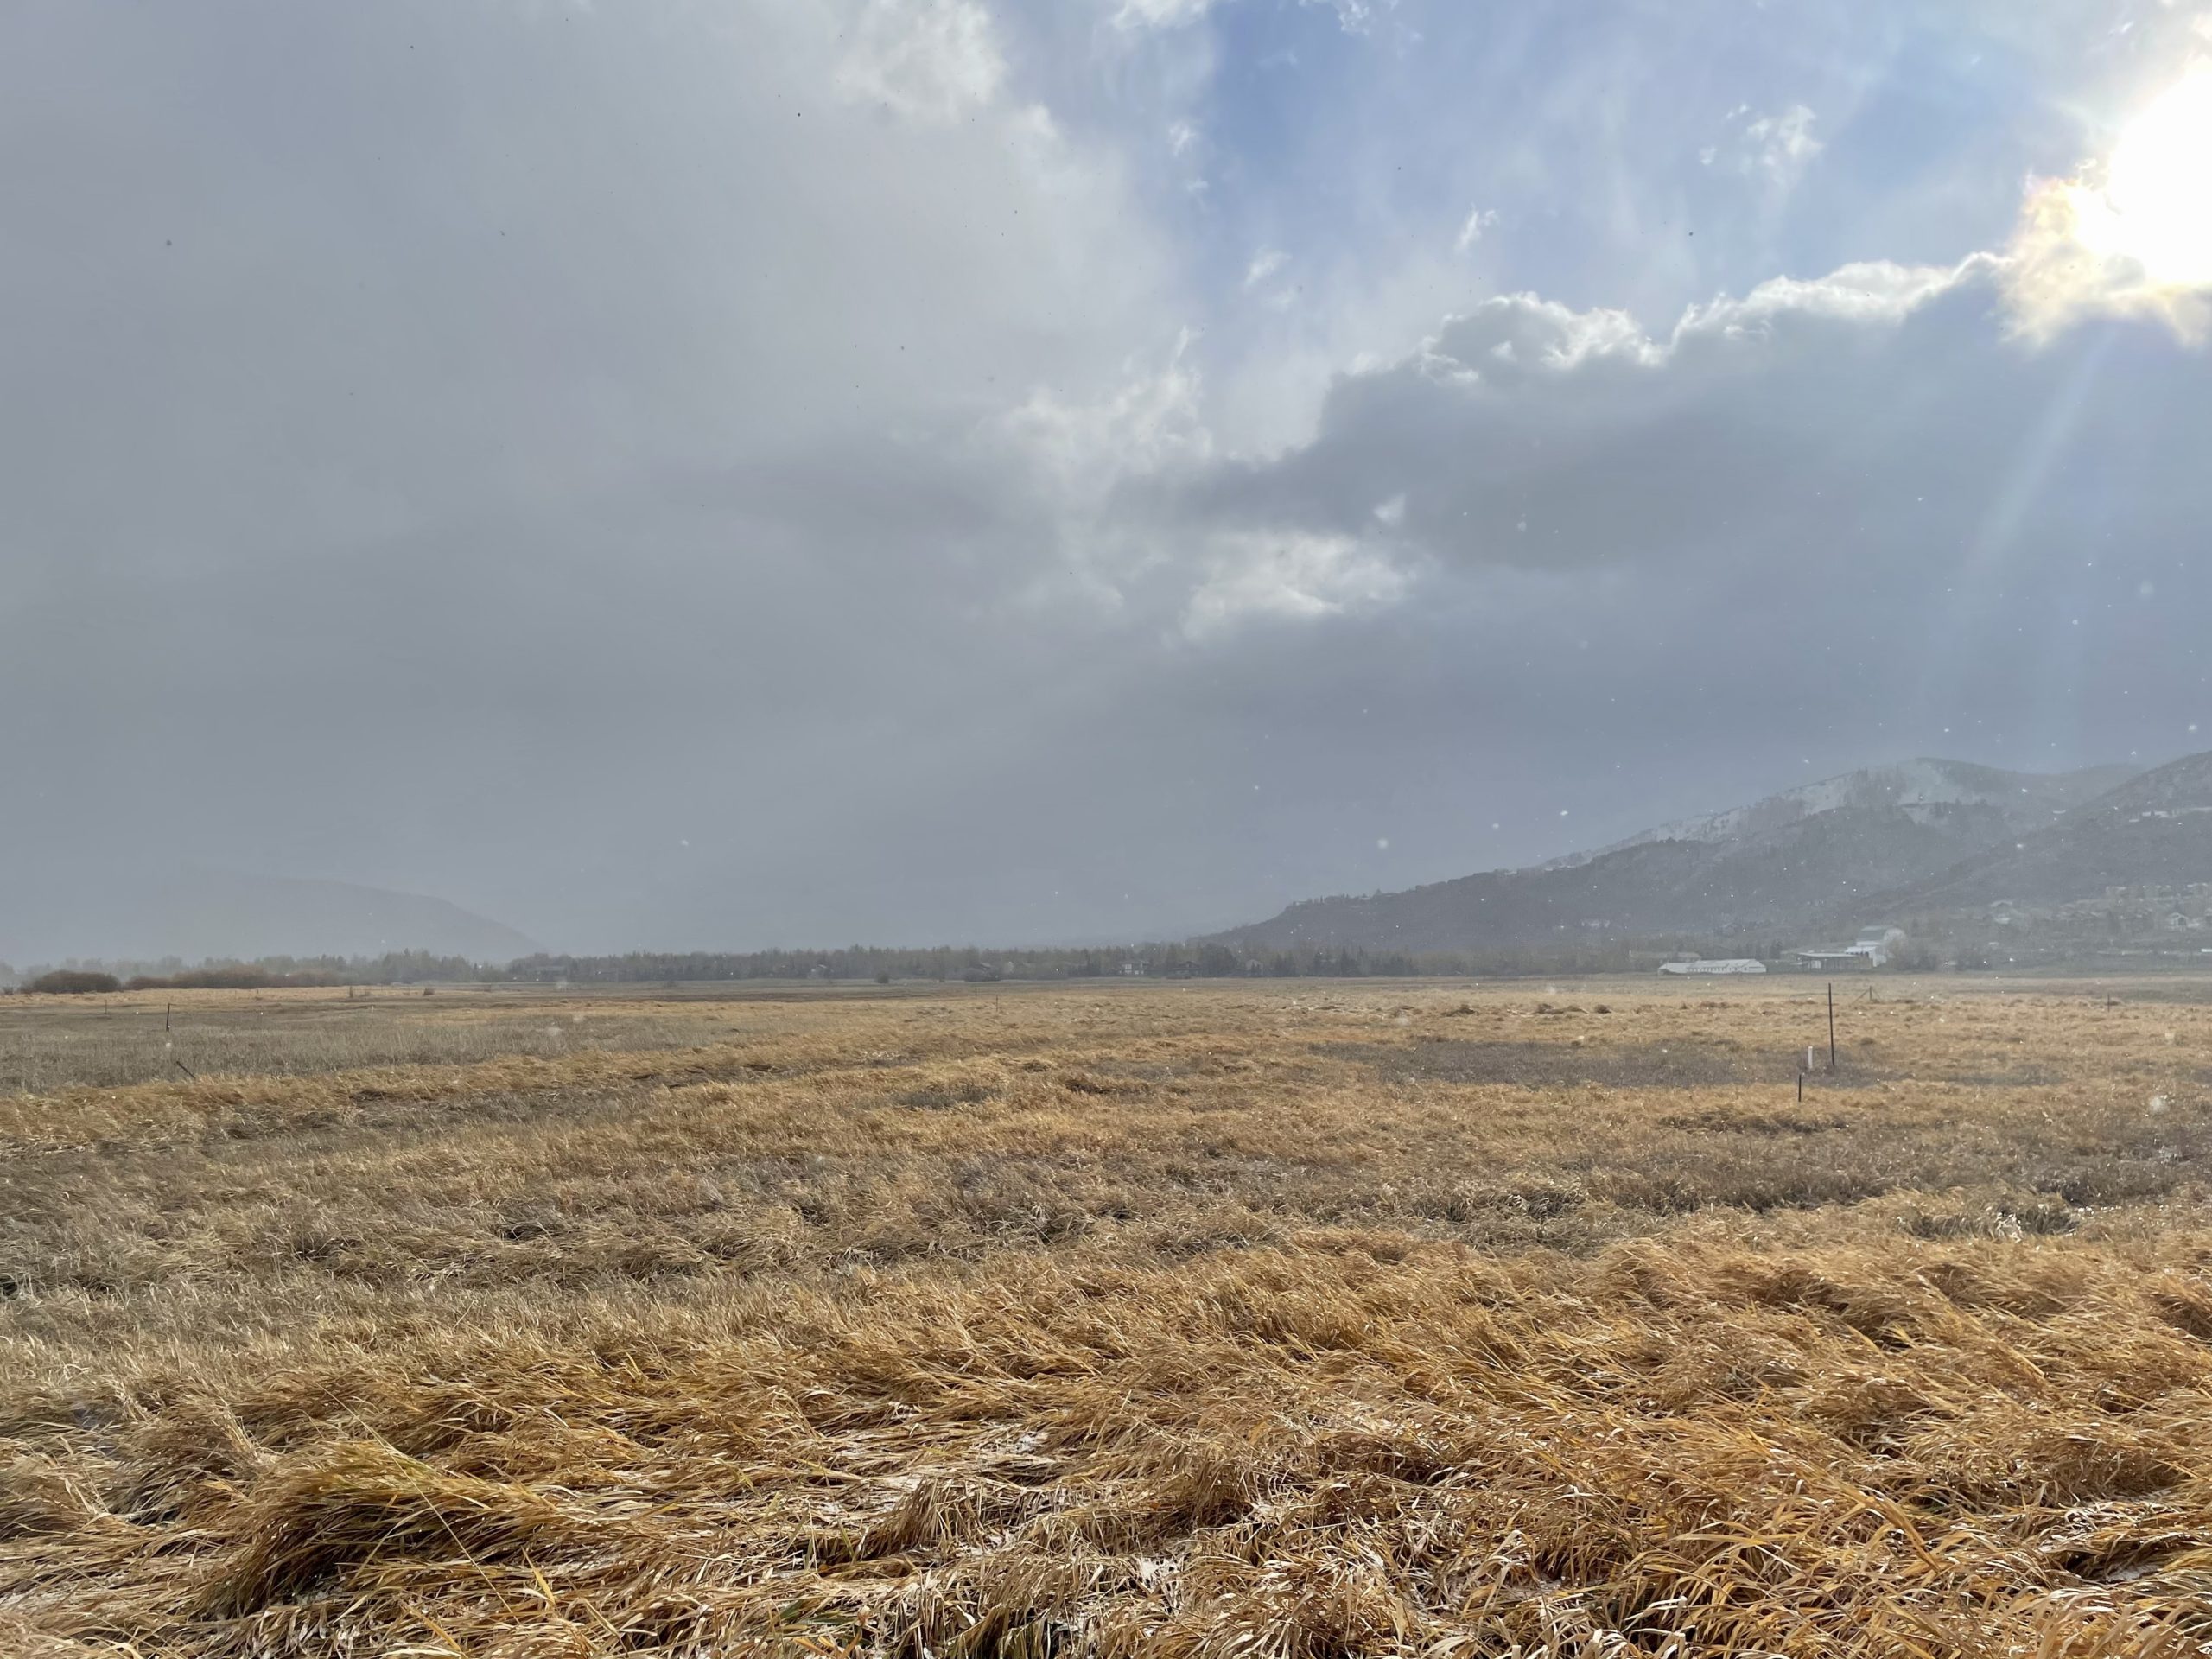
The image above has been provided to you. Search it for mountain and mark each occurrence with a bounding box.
[1211,759,2136,957]
[1872,750,2212,916]
[1543,759,2136,869]
[0,868,541,968]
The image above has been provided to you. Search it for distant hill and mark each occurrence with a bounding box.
[1211,759,2137,957]
[0,869,540,967]
[1544,759,2137,869]
[1872,750,2212,916]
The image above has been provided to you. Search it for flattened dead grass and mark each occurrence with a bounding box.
[5,978,2212,1654]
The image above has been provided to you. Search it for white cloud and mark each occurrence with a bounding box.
[1746,104,1821,180]
[837,0,1006,124]
[1140,221,2212,710]
[1113,0,1386,33]
[1387,258,1962,403]
[1414,292,1659,387]
[1111,0,1215,29]
[1305,0,1391,34]
[2002,69,2212,344]
[1000,331,1212,498]
[1705,102,1822,188]
[1181,531,1410,638]
[2006,185,2212,343]
[1452,207,1497,254]
[992,333,1223,620]
[1240,247,1298,313]
[1676,258,1974,340]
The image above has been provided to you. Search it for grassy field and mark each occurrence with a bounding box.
[4,977,2211,1656]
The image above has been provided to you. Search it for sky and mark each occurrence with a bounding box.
[5,0,2212,955]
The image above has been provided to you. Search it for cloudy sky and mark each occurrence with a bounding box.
[6,0,2212,953]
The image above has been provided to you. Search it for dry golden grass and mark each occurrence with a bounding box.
[5,977,2212,1655]
[0,988,741,1093]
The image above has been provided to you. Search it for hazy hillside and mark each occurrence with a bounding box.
[1876,750,2212,915]
[1547,759,2133,868]
[0,869,540,967]
[1214,759,2137,957]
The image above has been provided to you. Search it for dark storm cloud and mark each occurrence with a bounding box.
[1160,259,2212,576]
[1103,257,2212,892]
[0,0,1179,956]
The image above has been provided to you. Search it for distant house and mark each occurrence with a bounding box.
[1793,946,1871,969]
[1792,926,1904,969]
[1658,958,1767,976]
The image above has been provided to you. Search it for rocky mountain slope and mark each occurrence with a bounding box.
[1874,751,2212,916]
[1213,759,2137,957]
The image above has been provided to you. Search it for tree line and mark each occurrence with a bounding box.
[499,938,1686,982]
[10,938,1746,994]
[8,951,484,993]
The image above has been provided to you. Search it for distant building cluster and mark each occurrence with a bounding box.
[2030,883,2212,931]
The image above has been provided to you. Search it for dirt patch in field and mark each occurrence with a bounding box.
[1325,1039,2069,1091]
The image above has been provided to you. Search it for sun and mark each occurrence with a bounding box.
[2072,70,2212,288]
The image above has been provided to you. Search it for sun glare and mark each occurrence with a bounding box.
[2073,70,2212,287]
